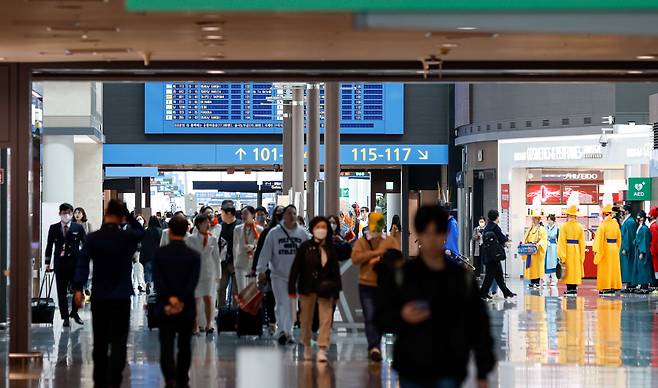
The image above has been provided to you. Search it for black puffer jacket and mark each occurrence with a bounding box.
[288,239,345,298]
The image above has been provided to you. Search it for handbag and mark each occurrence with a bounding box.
[236,280,263,316]
[555,262,563,280]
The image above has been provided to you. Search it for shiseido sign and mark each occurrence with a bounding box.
[527,169,603,183]
[513,145,604,161]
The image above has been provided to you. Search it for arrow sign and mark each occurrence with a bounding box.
[418,150,429,160]
[235,148,247,160]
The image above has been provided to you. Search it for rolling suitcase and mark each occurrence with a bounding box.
[217,276,238,332]
[237,307,263,337]
[32,272,56,324]
[146,294,159,330]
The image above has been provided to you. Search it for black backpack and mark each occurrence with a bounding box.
[482,230,506,262]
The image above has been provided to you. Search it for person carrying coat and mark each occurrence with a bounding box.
[558,193,586,296]
[620,204,638,292]
[593,195,622,295]
[288,216,342,363]
[632,211,654,294]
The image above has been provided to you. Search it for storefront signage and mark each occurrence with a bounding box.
[526,169,603,183]
[526,183,599,205]
[500,184,510,210]
[628,177,651,200]
[514,145,604,162]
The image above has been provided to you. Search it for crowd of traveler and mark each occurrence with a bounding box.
[45,198,499,388]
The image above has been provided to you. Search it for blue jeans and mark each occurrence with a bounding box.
[358,284,381,350]
[399,377,460,388]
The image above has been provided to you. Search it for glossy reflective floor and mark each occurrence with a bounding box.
[3,279,658,387]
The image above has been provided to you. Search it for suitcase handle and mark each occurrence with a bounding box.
[36,272,54,305]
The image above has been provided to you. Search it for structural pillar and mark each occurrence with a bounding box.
[291,86,305,214]
[324,82,340,216]
[134,177,143,215]
[306,83,321,218]
[282,100,292,195]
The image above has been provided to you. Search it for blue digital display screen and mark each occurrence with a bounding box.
[144,82,404,134]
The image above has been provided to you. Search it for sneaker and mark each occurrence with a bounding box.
[504,293,517,300]
[481,295,493,301]
[205,327,215,336]
[369,348,382,362]
[317,348,328,363]
[287,336,295,345]
[70,312,84,325]
[303,347,313,361]
[277,332,288,345]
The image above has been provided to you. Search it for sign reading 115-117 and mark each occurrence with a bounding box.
[103,144,448,166]
[144,82,403,135]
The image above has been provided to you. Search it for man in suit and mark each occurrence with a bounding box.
[45,202,86,327]
[153,214,200,388]
[73,199,145,388]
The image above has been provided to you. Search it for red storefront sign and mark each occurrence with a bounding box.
[526,184,562,205]
[501,184,510,209]
[563,184,599,205]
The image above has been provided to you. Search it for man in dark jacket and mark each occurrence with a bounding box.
[45,202,86,327]
[479,209,516,300]
[392,205,495,387]
[153,214,201,388]
[73,199,144,388]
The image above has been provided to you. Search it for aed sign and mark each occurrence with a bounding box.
[628,177,651,200]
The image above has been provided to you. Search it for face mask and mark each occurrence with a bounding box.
[137,218,144,226]
[330,222,338,231]
[257,215,266,224]
[313,228,328,240]
[61,214,72,223]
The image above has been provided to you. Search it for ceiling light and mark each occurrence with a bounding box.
[440,43,459,48]
[627,70,643,74]
[81,34,88,39]
[636,55,655,60]
[457,27,478,30]
[0,57,5,61]
[207,70,225,74]
[204,35,223,40]
[201,26,222,31]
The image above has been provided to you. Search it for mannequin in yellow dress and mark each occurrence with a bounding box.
[558,192,586,296]
[522,206,548,289]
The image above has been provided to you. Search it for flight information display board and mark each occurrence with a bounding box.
[144,82,404,134]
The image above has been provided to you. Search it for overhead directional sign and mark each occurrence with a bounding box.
[104,144,448,165]
[127,0,658,11]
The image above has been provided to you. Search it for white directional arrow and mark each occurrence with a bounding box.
[418,150,429,160]
[235,148,247,160]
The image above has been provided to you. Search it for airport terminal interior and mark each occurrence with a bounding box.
[1,1,658,387]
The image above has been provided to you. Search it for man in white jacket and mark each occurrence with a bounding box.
[257,204,310,345]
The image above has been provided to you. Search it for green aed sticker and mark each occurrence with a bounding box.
[628,177,651,200]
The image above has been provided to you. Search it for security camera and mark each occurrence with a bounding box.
[599,133,608,147]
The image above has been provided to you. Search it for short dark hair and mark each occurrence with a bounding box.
[309,216,332,238]
[194,214,210,228]
[547,214,556,221]
[74,207,88,222]
[200,205,213,214]
[255,206,267,214]
[284,204,297,212]
[241,205,256,216]
[479,216,486,222]
[487,209,499,222]
[148,216,160,228]
[168,214,189,238]
[105,199,128,217]
[173,210,185,217]
[414,205,449,234]
[59,203,74,213]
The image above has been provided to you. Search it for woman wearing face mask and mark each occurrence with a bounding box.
[233,206,263,292]
[288,217,342,362]
[74,207,94,234]
[472,216,486,278]
[186,215,221,335]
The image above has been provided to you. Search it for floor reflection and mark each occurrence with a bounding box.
[0,280,658,387]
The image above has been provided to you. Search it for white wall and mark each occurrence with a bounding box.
[74,143,103,230]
